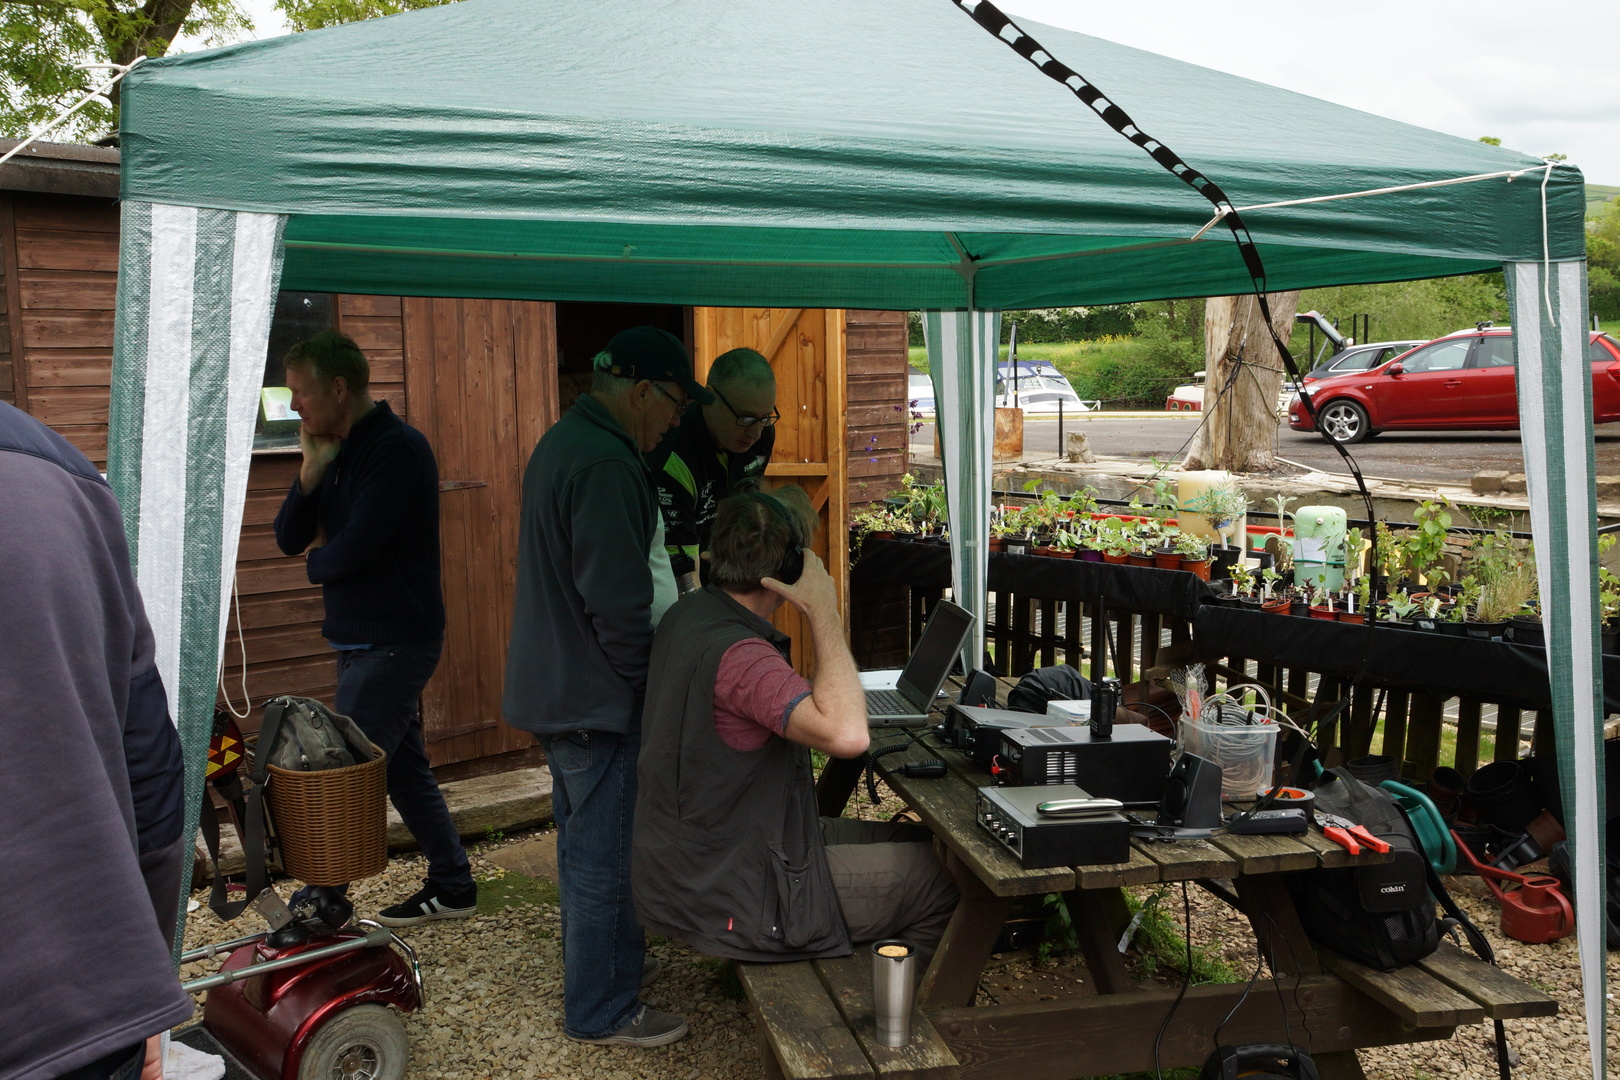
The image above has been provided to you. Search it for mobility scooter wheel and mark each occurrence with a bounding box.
[297,1005,408,1080]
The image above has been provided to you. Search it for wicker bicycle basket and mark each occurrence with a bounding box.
[265,751,389,886]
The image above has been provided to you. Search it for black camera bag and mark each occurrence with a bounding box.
[1286,768,1438,970]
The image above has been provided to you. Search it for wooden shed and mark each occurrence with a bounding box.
[0,139,911,776]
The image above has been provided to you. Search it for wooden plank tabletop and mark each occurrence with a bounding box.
[873,728,1395,892]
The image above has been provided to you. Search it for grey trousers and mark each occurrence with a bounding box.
[819,817,959,964]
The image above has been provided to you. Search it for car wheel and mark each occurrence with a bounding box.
[1317,400,1371,444]
[298,1005,409,1080]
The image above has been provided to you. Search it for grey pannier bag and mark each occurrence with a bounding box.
[261,696,369,772]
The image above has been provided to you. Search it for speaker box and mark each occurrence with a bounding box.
[1158,753,1224,831]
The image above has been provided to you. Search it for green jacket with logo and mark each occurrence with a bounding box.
[647,408,774,577]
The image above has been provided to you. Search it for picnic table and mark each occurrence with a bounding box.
[741,683,1557,1080]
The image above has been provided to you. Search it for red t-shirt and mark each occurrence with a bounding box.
[713,637,813,751]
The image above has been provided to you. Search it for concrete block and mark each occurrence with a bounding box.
[1502,474,1528,494]
[388,766,554,850]
[486,832,557,884]
[1470,471,1508,495]
[1065,432,1098,463]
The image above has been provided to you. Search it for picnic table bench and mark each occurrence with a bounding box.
[741,684,1556,1080]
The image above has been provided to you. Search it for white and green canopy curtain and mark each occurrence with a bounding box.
[107,201,287,947]
[1507,257,1607,1080]
[923,310,999,672]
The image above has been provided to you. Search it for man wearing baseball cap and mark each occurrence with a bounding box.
[503,325,711,1046]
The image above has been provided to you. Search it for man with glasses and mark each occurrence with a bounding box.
[503,325,711,1047]
[649,347,779,590]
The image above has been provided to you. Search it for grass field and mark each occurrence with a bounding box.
[1587,183,1620,215]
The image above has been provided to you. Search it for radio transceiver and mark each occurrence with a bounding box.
[995,724,1171,805]
[975,783,1131,868]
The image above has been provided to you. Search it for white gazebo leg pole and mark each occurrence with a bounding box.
[1507,257,1606,1080]
[924,309,999,673]
[109,201,287,950]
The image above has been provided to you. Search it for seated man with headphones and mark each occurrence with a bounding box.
[632,486,958,965]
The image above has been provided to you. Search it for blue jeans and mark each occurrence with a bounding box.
[540,729,644,1039]
[335,639,472,893]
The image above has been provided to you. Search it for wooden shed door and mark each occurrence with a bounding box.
[403,298,558,766]
[691,309,848,675]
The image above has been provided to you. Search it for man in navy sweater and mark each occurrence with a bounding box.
[274,330,475,924]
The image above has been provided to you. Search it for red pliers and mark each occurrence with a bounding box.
[1318,813,1392,855]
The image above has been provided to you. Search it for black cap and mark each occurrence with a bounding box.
[601,327,714,406]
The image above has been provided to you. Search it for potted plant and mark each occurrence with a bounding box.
[1152,536,1185,571]
[1127,522,1157,567]
[1470,557,1533,641]
[1404,499,1453,590]
[1095,518,1131,564]
[1339,575,1371,624]
[1381,589,1419,628]
[1507,600,1543,647]
[849,504,902,561]
[988,508,1010,553]
[1410,593,1446,634]
[1175,532,1211,580]
[1185,479,1250,575]
[1259,567,1289,612]
[1308,584,1336,621]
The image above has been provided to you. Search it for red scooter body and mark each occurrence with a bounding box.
[202,927,420,1080]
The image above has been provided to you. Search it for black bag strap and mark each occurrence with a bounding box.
[1397,803,1511,1080]
[203,697,292,920]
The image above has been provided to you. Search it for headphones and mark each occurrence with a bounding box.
[745,491,805,585]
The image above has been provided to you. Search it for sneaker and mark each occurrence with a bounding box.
[641,956,662,988]
[573,1006,688,1047]
[374,883,478,927]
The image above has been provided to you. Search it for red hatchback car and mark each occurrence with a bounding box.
[1288,328,1620,444]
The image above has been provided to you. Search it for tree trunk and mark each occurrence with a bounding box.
[1181,291,1300,472]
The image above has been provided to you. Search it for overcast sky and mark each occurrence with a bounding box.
[213,0,1618,186]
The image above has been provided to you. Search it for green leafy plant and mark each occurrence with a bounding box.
[1406,499,1454,587]
[1266,492,1298,529]
[1374,521,1407,581]
[1384,589,1419,620]
[1183,480,1249,548]
[1600,534,1620,623]
[1230,561,1255,596]
[1174,531,1209,559]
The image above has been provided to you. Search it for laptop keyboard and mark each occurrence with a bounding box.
[866,689,917,716]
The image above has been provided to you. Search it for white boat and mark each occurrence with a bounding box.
[995,360,1099,414]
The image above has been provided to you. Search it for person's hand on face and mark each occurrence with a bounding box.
[299,421,343,468]
[761,550,835,619]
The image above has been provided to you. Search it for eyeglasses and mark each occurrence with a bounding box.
[650,382,691,417]
[712,385,780,429]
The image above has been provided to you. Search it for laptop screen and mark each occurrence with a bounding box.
[895,600,974,708]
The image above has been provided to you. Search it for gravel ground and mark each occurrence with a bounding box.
[179,791,1620,1080]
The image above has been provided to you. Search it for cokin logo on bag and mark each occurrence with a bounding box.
[1379,884,1408,894]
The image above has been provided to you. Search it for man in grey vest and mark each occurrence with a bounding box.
[633,487,957,966]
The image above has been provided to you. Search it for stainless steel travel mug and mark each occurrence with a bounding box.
[871,938,917,1047]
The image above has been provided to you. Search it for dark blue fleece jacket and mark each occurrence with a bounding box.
[273,401,445,643]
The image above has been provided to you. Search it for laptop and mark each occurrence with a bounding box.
[861,599,976,727]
